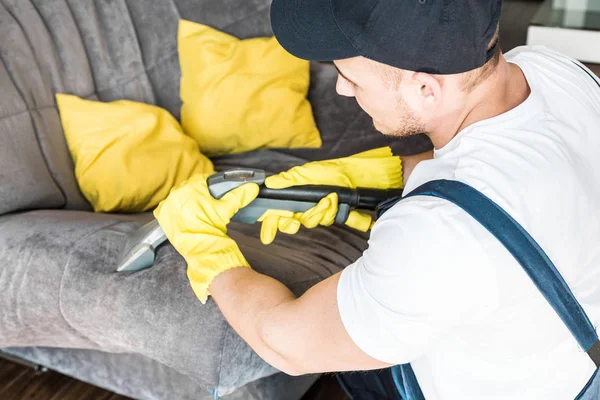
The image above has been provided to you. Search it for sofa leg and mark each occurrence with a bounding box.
[0,350,49,374]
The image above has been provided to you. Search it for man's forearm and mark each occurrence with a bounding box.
[209,267,300,373]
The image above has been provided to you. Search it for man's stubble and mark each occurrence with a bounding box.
[374,94,427,138]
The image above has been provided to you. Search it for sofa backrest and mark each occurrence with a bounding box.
[0,0,273,216]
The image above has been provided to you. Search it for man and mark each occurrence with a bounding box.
[155,0,600,398]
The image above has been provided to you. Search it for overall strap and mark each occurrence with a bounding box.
[401,179,600,367]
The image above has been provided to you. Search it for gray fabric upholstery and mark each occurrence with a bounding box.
[0,14,65,215]
[3,347,318,400]
[0,0,91,213]
[0,209,367,396]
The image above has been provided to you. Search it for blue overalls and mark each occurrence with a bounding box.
[337,180,600,399]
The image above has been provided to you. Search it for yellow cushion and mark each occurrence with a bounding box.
[56,94,214,213]
[178,20,322,156]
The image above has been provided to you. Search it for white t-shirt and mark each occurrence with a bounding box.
[337,46,600,400]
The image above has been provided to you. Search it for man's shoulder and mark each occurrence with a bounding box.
[375,195,473,235]
[504,45,575,65]
[369,195,492,271]
[352,194,499,319]
[506,45,599,90]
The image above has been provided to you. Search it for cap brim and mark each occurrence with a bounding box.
[271,0,359,61]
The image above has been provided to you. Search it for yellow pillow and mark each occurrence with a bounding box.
[178,20,322,156]
[56,94,214,213]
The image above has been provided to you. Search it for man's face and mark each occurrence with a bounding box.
[333,57,426,137]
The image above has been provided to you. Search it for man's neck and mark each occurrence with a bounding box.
[429,58,531,150]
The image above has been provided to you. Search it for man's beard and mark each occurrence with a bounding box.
[374,96,427,137]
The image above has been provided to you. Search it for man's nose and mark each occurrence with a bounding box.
[335,76,355,97]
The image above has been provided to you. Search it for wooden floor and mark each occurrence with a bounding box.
[0,357,348,400]
[0,358,130,400]
[1,1,598,400]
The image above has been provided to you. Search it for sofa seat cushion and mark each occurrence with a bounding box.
[0,209,367,395]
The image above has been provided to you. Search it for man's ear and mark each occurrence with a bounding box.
[412,72,442,108]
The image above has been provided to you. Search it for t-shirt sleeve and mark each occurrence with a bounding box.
[337,197,498,365]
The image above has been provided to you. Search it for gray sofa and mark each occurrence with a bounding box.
[0,0,432,399]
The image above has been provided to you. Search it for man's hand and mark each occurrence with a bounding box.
[153,174,259,303]
[210,267,392,375]
[258,146,403,244]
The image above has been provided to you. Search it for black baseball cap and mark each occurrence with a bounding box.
[271,0,502,75]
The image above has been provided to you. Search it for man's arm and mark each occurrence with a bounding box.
[209,267,392,376]
[208,150,433,375]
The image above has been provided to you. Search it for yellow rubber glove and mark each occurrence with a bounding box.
[257,146,403,244]
[153,174,259,303]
